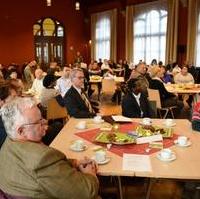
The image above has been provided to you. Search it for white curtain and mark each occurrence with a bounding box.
[125,6,134,63]
[187,0,200,66]
[91,9,117,62]
[165,0,179,64]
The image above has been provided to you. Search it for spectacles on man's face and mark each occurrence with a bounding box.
[75,76,84,80]
[21,118,47,127]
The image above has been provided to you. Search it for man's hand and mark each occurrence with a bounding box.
[77,156,98,176]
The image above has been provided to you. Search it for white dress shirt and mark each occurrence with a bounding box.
[132,92,143,117]
[29,78,44,97]
[56,77,72,97]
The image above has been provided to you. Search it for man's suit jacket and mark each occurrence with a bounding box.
[122,91,154,118]
[64,86,96,118]
[0,138,99,199]
[0,116,7,149]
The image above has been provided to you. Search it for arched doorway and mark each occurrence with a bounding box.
[33,17,65,70]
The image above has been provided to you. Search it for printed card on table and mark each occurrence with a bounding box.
[123,154,152,172]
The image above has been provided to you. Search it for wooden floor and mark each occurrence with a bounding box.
[89,82,197,199]
[100,177,184,199]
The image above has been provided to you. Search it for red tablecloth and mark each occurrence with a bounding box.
[75,122,178,157]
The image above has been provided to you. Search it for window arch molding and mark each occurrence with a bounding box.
[33,17,65,69]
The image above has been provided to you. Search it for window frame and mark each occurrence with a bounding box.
[133,9,167,64]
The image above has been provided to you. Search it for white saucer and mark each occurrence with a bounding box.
[75,125,87,130]
[174,140,192,147]
[163,122,176,127]
[139,122,152,125]
[93,119,104,124]
[69,144,88,152]
[156,153,176,162]
[92,156,111,165]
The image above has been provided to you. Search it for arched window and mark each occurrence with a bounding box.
[133,9,167,64]
[33,18,65,69]
[95,17,111,60]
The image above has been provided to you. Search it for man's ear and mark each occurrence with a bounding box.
[17,127,25,136]
[0,99,5,107]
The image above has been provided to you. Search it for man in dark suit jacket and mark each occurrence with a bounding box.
[122,78,154,118]
[0,80,16,149]
[64,68,96,118]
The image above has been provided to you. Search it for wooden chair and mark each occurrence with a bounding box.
[46,98,69,123]
[147,88,176,119]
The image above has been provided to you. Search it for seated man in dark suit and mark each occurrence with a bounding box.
[64,68,97,118]
[0,82,9,149]
[0,80,18,149]
[0,97,99,199]
[122,78,154,118]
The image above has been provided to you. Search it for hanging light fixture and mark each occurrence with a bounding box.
[75,1,80,10]
[46,0,52,6]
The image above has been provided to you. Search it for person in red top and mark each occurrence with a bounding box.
[192,102,200,131]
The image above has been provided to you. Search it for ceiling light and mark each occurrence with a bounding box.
[75,2,80,10]
[47,0,51,6]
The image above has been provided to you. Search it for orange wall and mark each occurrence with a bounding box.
[0,0,87,66]
[0,0,189,66]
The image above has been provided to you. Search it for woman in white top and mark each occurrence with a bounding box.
[174,65,194,84]
[174,65,194,109]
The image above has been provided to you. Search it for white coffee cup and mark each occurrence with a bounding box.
[76,121,86,129]
[95,150,106,163]
[165,119,173,126]
[177,136,188,146]
[93,115,102,123]
[160,149,172,159]
[73,140,84,150]
[142,118,152,125]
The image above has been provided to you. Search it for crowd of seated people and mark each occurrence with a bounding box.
[1,57,200,199]
[0,57,199,122]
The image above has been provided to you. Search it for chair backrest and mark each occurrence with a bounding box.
[46,98,68,120]
[147,88,162,109]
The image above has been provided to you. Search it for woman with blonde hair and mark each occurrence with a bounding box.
[149,66,184,116]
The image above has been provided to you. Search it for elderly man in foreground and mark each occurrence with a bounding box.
[0,97,99,199]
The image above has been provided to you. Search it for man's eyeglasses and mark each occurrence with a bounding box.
[21,118,47,127]
[75,76,84,80]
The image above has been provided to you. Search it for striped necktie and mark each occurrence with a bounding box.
[81,91,94,113]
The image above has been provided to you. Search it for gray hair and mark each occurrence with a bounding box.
[70,68,83,81]
[0,97,37,139]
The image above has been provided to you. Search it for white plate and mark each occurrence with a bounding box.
[174,140,192,147]
[156,153,176,162]
[75,125,87,130]
[93,119,104,124]
[92,156,111,165]
[69,144,88,152]
[162,122,176,127]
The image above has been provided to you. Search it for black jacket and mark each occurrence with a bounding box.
[149,79,175,101]
[0,116,6,149]
[122,91,154,118]
[64,86,96,118]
